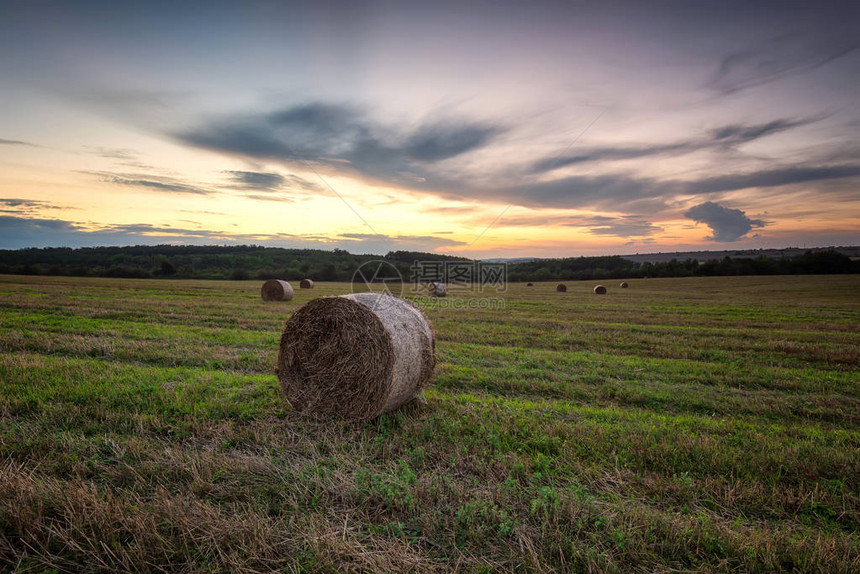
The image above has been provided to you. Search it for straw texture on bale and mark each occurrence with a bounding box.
[556,284,567,292]
[300,279,315,289]
[620,281,629,288]
[428,282,447,297]
[277,293,435,420]
[261,279,294,301]
[594,285,607,295]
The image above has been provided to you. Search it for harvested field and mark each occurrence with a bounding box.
[0,274,858,572]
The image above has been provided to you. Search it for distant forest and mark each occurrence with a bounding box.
[0,245,856,282]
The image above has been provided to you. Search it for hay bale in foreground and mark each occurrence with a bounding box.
[261,279,294,301]
[277,293,435,420]
[556,284,567,292]
[594,285,607,295]
[428,282,447,297]
[620,281,629,288]
[300,278,315,289]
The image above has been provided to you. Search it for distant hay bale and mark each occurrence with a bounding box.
[526,282,534,286]
[261,279,294,301]
[620,281,629,288]
[593,285,607,295]
[300,279,315,289]
[277,293,436,420]
[428,282,447,297]
[556,284,567,292]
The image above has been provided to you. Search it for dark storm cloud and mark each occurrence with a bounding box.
[532,117,821,173]
[684,202,766,242]
[175,102,503,184]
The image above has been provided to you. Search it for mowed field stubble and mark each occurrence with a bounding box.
[0,274,858,572]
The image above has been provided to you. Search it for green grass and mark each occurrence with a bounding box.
[0,274,858,572]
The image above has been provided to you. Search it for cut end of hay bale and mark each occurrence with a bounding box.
[261,279,294,301]
[620,281,629,288]
[594,285,607,295]
[556,284,567,292]
[277,293,435,420]
[299,278,314,289]
[428,282,447,297]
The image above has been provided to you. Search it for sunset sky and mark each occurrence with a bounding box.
[1,0,858,257]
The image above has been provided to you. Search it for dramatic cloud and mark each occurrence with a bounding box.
[681,165,860,195]
[449,173,669,212]
[493,213,661,237]
[223,170,320,194]
[96,173,214,195]
[0,198,68,215]
[404,124,500,162]
[684,202,766,242]
[577,216,662,237]
[445,161,860,214]
[175,102,503,186]
[533,117,821,173]
[0,215,464,253]
[531,142,692,172]
[709,33,859,95]
[0,216,86,248]
[709,118,816,145]
[225,170,285,191]
[2,1,858,255]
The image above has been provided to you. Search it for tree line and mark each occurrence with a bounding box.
[0,245,855,281]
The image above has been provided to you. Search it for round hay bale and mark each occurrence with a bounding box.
[261,279,294,301]
[593,285,607,295]
[277,293,435,420]
[620,281,628,288]
[526,282,534,286]
[300,278,315,289]
[556,283,567,292]
[428,282,447,297]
